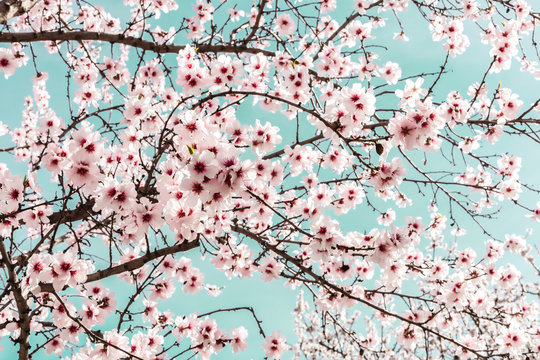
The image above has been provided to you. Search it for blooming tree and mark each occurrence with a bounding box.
[0,0,539,359]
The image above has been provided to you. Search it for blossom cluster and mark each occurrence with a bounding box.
[0,0,538,359]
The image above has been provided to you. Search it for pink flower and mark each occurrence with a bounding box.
[50,252,92,291]
[396,324,422,349]
[250,120,282,156]
[26,254,52,287]
[395,78,427,107]
[149,277,176,301]
[455,335,479,359]
[485,239,504,262]
[497,324,527,356]
[283,145,316,177]
[66,158,99,191]
[0,121,8,136]
[79,302,100,327]
[309,184,334,207]
[498,179,521,201]
[262,331,288,359]
[188,151,219,180]
[429,257,449,280]
[458,136,480,153]
[469,290,493,314]
[0,172,24,214]
[172,313,200,341]
[60,321,82,345]
[497,89,523,119]
[274,14,295,36]
[94,179,136,214]
[504,234,526,253]
[176,46,210,96]
[259,257,284,282]
[142,299,159,324]
[183,268,204,294]
[497,264,520,289]
[342,83,376,120]
[497,154,521,178]
[376,208,395,226]
[354,0,372,14]
[379,61,402,84]
[455,248,476,267]
[50,300,77,328]
[0,48,19,78]
[44,337,66,356]
[369,158,406,190]
[228,8,244,22]
[74,84,102,109]
[230,326,248,353]
[526,201,540,222]
[135,197,164,231]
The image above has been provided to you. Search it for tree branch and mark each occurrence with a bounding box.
[0,239,31,360]
[39,239,200,292]
[0,30,274,56]
[231,225,491,359]
[244,0,266,45]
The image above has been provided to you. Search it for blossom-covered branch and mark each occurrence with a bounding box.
[0,0,538,359]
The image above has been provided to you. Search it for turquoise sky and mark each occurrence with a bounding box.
[0,1,539,359]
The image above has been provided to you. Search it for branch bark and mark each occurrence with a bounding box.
[39,239,200,292]
[244,0,266,44]
[0,31,274,56]
[0,239,31,360]
[47,199,96,224]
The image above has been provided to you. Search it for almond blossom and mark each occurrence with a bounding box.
[0,1,538,360]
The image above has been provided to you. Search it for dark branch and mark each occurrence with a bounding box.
[39,239,200,292]
[0,30,274,56]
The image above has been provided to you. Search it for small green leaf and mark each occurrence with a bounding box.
[186,144,194,155]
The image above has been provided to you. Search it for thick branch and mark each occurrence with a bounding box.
[39,239,199,292]
[0,240,31,360]
[0,31,274,56]
[47,199,96,224]
[244,0,266,44]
